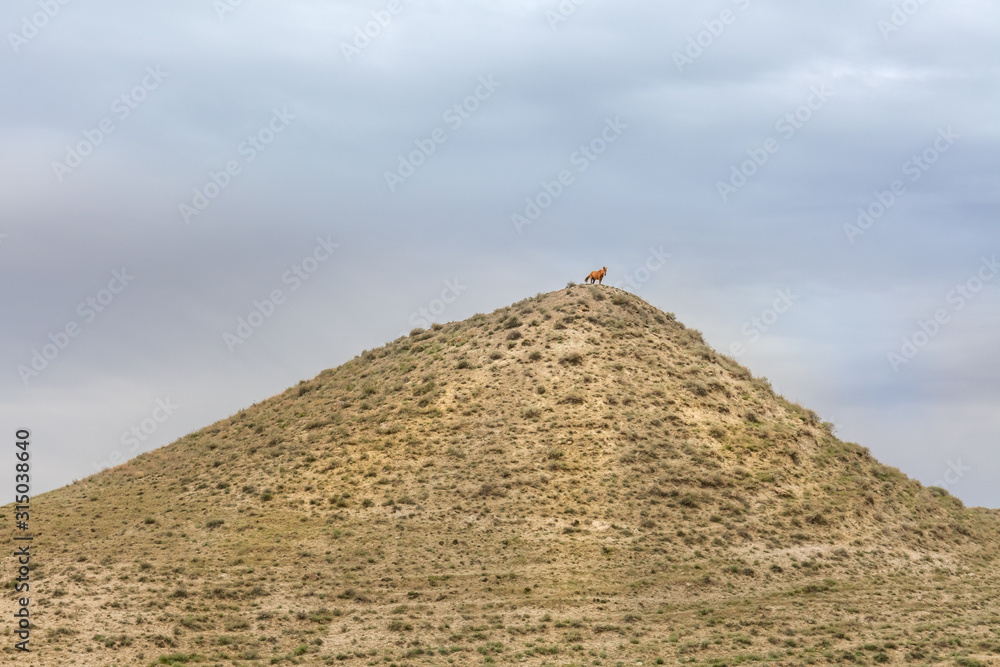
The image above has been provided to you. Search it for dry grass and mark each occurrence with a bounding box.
[3,285,1000,666]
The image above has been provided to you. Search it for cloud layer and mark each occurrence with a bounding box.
[2,0,998,505]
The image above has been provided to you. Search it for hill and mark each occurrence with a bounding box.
[4,285,1000,666]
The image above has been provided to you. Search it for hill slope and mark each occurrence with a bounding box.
[5,286,1000,666]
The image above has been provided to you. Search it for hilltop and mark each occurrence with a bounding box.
[4,285,1000,667]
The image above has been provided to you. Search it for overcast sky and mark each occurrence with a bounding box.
[2,0,998,507]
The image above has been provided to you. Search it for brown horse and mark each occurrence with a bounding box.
[585,267,607,284]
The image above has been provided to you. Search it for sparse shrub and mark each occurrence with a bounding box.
[684,381,708,397]
[412,379,436,396]
[559,392,584,405]
[805,512,828,526]
[94,633,133,648]
[560,351,584,366]
[679,494,698,508]
[476,483,506,497]
[224,617,249,630]
[308,608,335,623]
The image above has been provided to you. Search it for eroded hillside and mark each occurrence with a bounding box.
[4,286,999,667]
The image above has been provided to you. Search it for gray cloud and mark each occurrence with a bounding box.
[2,0,998,506]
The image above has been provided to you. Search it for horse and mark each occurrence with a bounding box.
[585,267,607,284]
